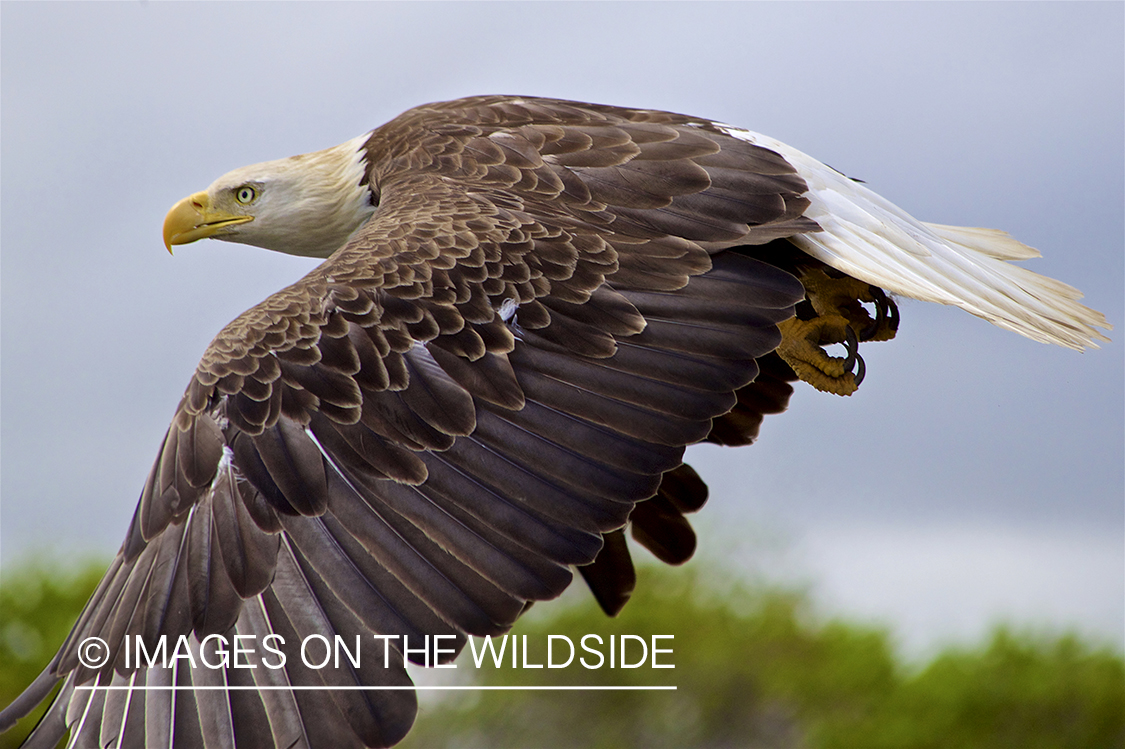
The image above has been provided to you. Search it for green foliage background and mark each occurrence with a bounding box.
[1,558,105,749]
[2,558,1122,748]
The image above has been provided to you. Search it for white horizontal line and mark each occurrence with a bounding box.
[74,685,676,692]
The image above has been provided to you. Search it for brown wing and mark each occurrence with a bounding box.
[8,96,812,749]
[581,352,802,616]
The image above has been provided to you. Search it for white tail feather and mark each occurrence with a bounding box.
[922,223,1041,261]
[714,125,1112,351]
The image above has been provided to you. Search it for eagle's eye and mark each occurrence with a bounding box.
[234,185,258,205]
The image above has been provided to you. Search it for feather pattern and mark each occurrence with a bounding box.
[3,95,1109,749]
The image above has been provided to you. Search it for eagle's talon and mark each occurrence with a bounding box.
[861,288,885,340]
[861,287,899,342]
[884,294,900,335]
[842,324,858,374]
[775,315,861,396]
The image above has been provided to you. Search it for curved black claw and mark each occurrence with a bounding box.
[853,350,866,387]
[842,324,859,374]
[862,286,900,341]
[885,294,900,333]
[861,288,885,341]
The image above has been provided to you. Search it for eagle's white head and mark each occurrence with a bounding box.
[163,132,375,258]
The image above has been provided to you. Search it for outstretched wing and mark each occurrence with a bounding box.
[8,98,813,748]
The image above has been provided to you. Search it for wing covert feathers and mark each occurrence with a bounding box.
[6,95,1109,748]
[15,249,801,748]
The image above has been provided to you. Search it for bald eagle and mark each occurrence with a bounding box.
[1,96,1109,748]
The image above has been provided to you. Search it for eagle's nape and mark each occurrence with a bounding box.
[1,94,1111,749]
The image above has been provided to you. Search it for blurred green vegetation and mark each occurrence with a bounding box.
[1,557,105,749]
[1,557,1122,749]
[402,565,1124,748]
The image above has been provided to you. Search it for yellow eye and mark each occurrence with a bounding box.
[234,185,257,204]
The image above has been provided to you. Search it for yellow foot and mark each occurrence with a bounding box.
[776,315,864,396]
[798,268,900,343]
[774,267,897,396]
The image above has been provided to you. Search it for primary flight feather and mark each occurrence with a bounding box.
[2,95,1110,748]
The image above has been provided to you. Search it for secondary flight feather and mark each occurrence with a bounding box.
[1,95,1110,748]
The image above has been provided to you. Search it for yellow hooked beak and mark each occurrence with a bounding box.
[162,191,254,254]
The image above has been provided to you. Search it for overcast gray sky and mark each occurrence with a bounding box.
[2,2,1122,657]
